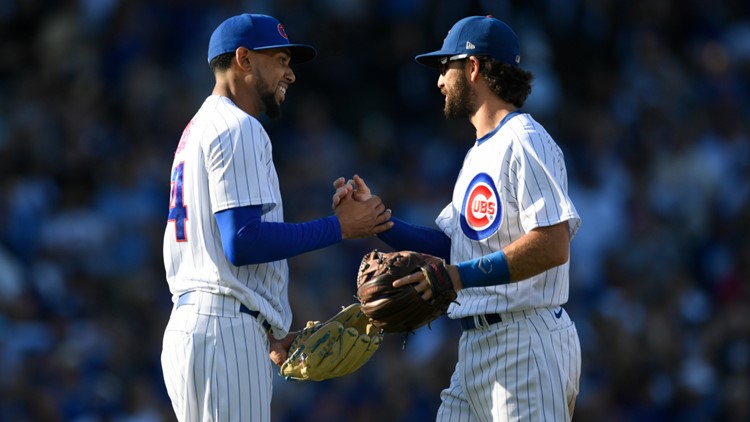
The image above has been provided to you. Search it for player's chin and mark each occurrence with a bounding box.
[262,95,283,119]
[443,104,452,118]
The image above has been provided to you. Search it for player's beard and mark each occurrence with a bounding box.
[261,91,282,119]
[444,73,477,119]
[256,72,282,119]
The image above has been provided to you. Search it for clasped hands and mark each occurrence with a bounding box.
[332,174,392,239]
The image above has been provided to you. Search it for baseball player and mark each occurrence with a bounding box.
[335,16,582,421]
[160,13,392,422]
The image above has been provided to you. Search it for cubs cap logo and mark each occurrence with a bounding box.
[460,173,502,240]
[277,23,288,39]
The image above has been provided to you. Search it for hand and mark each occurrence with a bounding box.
[392,271,432,301]
[393,264,462,299]
[332,177,352,210]
[269,332,297,367]
[332,174,373,209]
[335,194,393,239]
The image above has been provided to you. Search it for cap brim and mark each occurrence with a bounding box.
[414,50,451,67]
[254,44,317,64]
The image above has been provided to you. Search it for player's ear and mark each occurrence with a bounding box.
[234,47,253,71]
[467,56,481,82]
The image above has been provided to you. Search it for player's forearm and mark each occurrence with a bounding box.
[503,221,571,281]
[215,206,342,266]
[228,217,342,265]
[451,221,571,289]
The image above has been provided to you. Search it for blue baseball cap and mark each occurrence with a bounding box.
[415,16,520,67]
[207,14,317,65]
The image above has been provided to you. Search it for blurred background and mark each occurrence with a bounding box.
[1,0,749,421]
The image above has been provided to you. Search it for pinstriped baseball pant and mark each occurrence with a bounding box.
[161,292,273,422]
[437,307,581,422]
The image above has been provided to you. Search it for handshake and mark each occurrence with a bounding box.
[330,175,392,239]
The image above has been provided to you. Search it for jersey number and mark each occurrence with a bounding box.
[168,162,188,242]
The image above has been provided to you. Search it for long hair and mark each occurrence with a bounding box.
[476,57,533,108]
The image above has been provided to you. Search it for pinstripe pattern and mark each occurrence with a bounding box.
[436,308,580,421]
[434,113,581,421]
[162,292,273,422]
[162,96,289,421]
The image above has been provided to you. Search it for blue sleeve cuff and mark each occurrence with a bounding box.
[455,250,510,288]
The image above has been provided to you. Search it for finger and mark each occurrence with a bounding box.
[333,186,351,201]
[371,211,391,228]
[377,208,392,219]
[366,195,383,208]
[393,272,422,288]
[332,177,346,189]
[332,186,353,209]
[341,184,354,196]
[269,333,296,366]
[369,220,394,234]
[373,202,386,215]
[404,278,434,301]
[421,284,434,301]
[269,347,287,366]
[352,175,371,196]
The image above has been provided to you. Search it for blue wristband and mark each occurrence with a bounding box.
[455,250,510,288]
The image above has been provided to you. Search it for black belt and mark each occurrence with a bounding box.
[239,305,272,333]
[177,292,272,333]
[460,313,502,330]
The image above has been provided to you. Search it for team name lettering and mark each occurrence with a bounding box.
[472,199,496,215]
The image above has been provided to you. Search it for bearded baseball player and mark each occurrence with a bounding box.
[160,13,391,422]
[335,15,582,421]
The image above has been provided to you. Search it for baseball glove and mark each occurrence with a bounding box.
[280,303,382,381]
[356,250,457,333]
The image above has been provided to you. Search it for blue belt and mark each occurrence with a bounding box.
[460,313,502,330]
[177,292,272,333]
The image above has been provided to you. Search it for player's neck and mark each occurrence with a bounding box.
[470,100,516,139]
[213,74,262,118]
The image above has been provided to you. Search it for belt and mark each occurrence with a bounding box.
[460,307,564,330]
[460,313,502,330]
[240,306,272,333]
[177,292,272,333]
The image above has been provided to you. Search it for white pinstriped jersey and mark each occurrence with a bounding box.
[163,95,291,337]
[437,112,580,317]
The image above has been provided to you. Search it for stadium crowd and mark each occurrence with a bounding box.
[0,0,748,420]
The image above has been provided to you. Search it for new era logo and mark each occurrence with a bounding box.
[466,41,475,49]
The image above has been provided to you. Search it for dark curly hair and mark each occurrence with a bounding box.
[476,56,533,108]
[209,52,234,73]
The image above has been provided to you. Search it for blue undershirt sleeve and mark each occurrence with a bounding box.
[377,217,451,260]
[214,205,341,266]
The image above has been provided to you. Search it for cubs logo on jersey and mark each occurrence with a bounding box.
[460,173,501,240]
